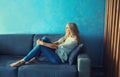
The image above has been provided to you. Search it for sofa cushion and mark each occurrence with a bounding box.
[0,55,23,77]
[69,44,84,65]
[18,63,77,77]
[0,66,17,77]
[0,34,34,56]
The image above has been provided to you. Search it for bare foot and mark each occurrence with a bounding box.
[10,59,25,67]
[25,57,38,64]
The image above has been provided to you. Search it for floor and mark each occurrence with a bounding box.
[92,68,104,77]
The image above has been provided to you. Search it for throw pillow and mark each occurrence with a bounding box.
[68,43,83,65]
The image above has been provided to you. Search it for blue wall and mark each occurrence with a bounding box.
[0,0,105,67]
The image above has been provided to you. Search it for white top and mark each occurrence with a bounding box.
[55,36,78,63]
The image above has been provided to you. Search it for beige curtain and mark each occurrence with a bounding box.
[104,0,120,77]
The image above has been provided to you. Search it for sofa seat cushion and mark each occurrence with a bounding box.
[0,55,23,77]
[18,63,78,77]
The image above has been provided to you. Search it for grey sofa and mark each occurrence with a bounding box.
[0,34,90,77]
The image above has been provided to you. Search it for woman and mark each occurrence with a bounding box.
[10,22,81,67]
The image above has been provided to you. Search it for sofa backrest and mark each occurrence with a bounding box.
[0,34,64,56]
[0,34,104,67]
[0,34,34,56]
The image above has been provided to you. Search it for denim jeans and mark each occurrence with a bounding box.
[23,36,62,64]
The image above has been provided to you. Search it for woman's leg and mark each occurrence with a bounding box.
[10,45,41,67]
[39,45,62,64]
[32,36,61,64]
[35,36,51,57]
[10,36,61,67]
[23,45,41,62]
[10,36,50,67]
[23,36,51,62]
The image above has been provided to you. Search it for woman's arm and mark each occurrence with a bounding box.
[53,36,66,44]
[36,39,58,49]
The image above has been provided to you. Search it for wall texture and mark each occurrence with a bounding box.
[0,0,105,67]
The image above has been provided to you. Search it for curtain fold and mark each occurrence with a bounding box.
[104,0,120,77]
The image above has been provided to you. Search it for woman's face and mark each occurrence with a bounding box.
[66,24,71,36]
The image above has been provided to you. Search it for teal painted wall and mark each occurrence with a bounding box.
[0,0,105,67]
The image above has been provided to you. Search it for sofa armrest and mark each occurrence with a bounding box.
[77,54,91,77]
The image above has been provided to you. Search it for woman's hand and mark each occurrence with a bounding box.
[36,39,44,45]
[36,39,58,49]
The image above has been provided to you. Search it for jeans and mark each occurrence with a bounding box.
[23,36,62,64]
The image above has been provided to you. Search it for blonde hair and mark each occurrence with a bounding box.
[66,23,81,44]
[58,23,81,44]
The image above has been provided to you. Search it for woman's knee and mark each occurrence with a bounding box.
[41,36,51,43]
